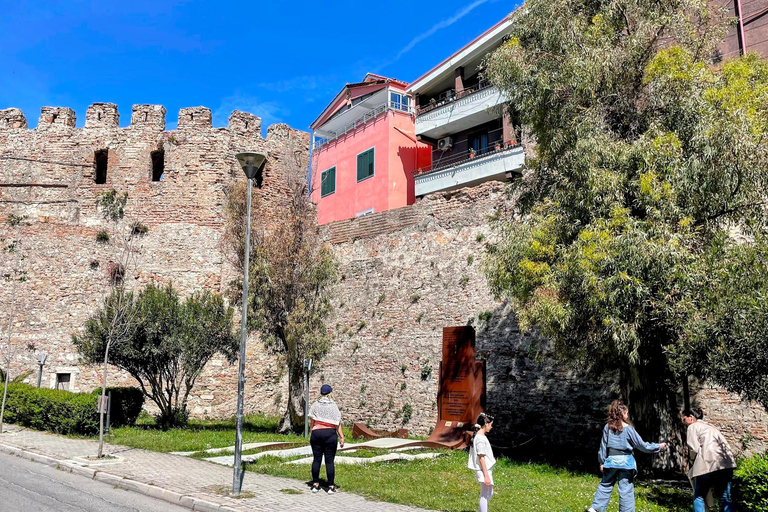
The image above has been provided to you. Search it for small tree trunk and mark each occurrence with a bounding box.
[623,359,686,474]
[0,275,18,434]
[278,372,305,434]
[0,368,10,435]
[97,339,111,458]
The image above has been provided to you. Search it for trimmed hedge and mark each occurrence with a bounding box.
[735,452,768,512]
[91,386,144,427]
[2,383,99,435]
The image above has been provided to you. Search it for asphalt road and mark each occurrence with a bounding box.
[0,450,190,512]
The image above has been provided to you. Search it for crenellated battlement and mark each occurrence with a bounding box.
[38,107,77,129]
[85,103,120,128]
[0,108,28,129]
[0,103,305,141]
[131,104,167,129]
[0,101,309,225]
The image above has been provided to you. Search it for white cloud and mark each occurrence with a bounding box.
[392,0,491,62]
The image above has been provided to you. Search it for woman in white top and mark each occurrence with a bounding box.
[468,412,495,512]
[308,384,345,494]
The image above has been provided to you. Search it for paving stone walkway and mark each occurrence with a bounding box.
[0,426,433,512]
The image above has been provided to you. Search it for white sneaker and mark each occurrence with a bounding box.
[326,486,337,495]
[311,485,320,493]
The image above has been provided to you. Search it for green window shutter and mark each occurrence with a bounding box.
[357,153,365,181]
[321,167,335,197]
[367,149,374,177]
[357,149,374,181]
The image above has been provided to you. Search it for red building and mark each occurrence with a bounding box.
[309,74,430,225]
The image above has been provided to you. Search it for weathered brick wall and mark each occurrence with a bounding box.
[316,181,768,460]
[0,103,305,417]
[315,183,611,461]
[1,104,765,459]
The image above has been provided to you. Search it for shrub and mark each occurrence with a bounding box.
[7,213,26,226]
[735,452,768,512]
[400,403,413,425]
[95,230,110,243]
[130,221,148,236]
[3,383,99,435]
[91,387,145,427]
[155,407,190,430]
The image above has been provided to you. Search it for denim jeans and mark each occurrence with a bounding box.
[693,469,735,512]
[591,468,635,512]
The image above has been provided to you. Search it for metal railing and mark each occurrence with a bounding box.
[413,140,521,177]
[313,101,413,152]
[415,80,493,116]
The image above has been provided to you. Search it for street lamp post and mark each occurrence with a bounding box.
[232,152,266,495]
[303,358,312,438]
[36,353,47,388]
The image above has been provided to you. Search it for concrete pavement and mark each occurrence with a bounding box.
[0,425,432,512]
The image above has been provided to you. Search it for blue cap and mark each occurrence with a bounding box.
[320,384,333,395]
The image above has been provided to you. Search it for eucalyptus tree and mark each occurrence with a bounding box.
[483,0,768,466]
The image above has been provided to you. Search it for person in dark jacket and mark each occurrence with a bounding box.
[587,400,668,512]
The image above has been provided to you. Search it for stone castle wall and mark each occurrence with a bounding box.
[0,103,305,417]
[1,105,765,460]
[312,182,768,460]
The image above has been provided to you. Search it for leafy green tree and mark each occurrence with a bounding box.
[675,236,768,410]
[482,0,768,467]
[73,283,238,428]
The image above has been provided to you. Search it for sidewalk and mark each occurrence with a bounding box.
[0,425,432,512]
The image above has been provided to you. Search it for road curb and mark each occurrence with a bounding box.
[0,441,240,512]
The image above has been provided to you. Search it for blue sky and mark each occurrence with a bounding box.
[0,0,519,132]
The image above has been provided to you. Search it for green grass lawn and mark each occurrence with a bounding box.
[101,414,690,512]
[105,413,308,452]
[246,450,690,512]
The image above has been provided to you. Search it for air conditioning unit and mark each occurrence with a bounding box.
[437,137,453,150]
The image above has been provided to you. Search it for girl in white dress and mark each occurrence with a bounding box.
[468,412,495,512]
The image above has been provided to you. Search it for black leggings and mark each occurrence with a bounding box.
[310,428,338,486]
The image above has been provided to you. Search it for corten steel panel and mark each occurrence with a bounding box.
[426,326,486,448]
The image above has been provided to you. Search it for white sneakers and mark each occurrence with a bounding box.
[311,484,337,494]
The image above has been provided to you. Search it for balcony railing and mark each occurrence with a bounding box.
[413,140,522,177]
[313,101,413,151]
[415,80,492,116]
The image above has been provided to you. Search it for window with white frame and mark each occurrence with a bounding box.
[390,91,411,112]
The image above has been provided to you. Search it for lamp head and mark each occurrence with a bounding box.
[236,152,267,188]
[37,353,47,365]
